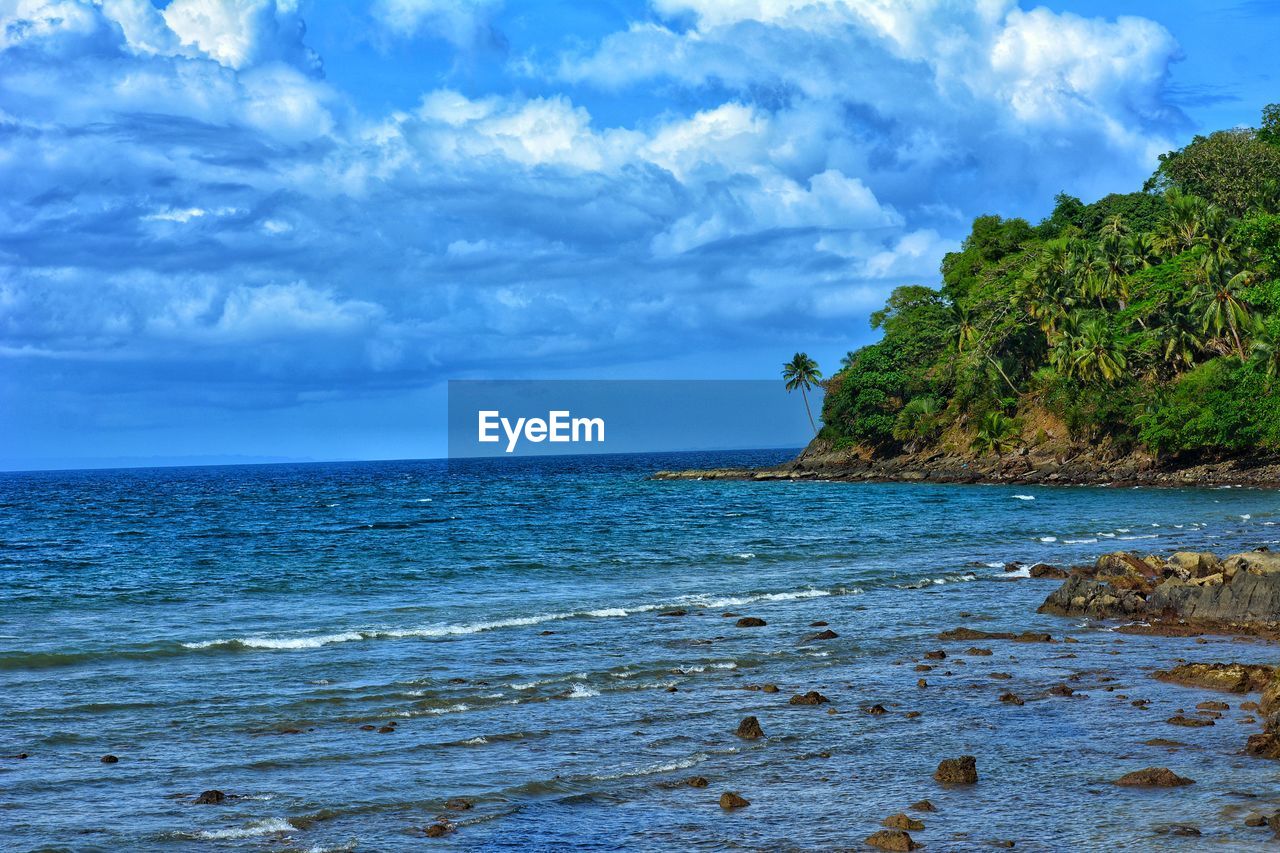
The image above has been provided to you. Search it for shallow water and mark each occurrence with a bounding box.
[3,451,1280,850]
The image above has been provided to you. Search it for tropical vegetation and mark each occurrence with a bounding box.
[820,105,1280,459]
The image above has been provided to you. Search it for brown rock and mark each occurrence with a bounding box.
[865,829,919,851]
[1049,684,1074,697]
[1196,701,1229,711]
[659,609,688,617]
[761,684,779,694]
[865,704,888,715]
[934,755,977,784]
[909,799,937,812]
[882,813,924,830]
[924,650,946,660]
[719,791,750,810]
[965,647,993,656]
[789,691,830,706]
[378,725,396,733]
[444,797,473,810]
[917,679,927,688]
[735,617,766,627]
[100,755,119,764]
[809,621,829,627]
[424,822,453,838]
[999,692,1024,706]
[1114,767,1194,787]
[686,776,709,788]
[1154,662,1273,694]
[735,716,764,739]
[1144,738,1185,747]
[1167,715,1213,728]
[194,790,226,805]
[804,629,840,641]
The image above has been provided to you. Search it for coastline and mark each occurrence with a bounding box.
[653,440,1280,488]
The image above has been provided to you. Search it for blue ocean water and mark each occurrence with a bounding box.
[3,451,1280,850]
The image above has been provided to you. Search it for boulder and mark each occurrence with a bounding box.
[999,692,1024,706]
[686,776,709,788]
[1167,552,1221,579]
[1114,767,1194,787]
[735,617,767,628]
[444,798,473,810]
[100,755,119,764]
[1166,715,1213,728]
[735,716,764,739]
[909,799,937,812]
[424,822,453,838]
[789,691,830,706]
[719,791,750,810]
[865,829,919,851]
[882,813,924,830]
[1029,563,1068,579]
[933,755,977,784]
[194,790,226,805]
[803,629,840,642]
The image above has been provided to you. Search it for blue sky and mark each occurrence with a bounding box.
[0,0,1275,469]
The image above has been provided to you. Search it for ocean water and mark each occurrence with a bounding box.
[3,451,1280,851]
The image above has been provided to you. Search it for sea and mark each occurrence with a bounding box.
[3,450,1280,851]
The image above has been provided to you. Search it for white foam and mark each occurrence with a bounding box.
[1063,538,1097,545]
[566,683,599,699]
[193,818,294,840]
[182,631,363,650]
[1242,514,1252,520]
[398,703,469,717]
[1013,495,1035,501]
[464,736,488,745]
[1006,566,1031,578]
[1039,536,1057,543]
[734,552,756,559]
[1118,534,1159,541]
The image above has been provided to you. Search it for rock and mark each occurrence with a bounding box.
[989,672,1012,680]
[1196,701,1230,711]
[1167,552,1221,578]
[904,711,921,719]
[686,776,709,788]
[195,790,226,805]
[1166,715,1213,728]
[915,664,932,672]
[999,692,1024,706]
[100,755,119,764]
[719,791,750,810]
[1241,701,1260,712]
[359,724,377,731]
[933,755,977,784]
[761,684,779,694]
[1143,738,1185,747]
[864,829,919,851]
[1244,812,1270,827]
[1029,563,1068,579]
[789,691,830,706]
[924,650,946,660]
[1154,663,1273,694]
[965,647,993,656]
[735,617,766,627]
[804,629,840,642]
[882,813,924,830]
[917,679,927,688]
[659,609,688,617]
[378,725,396,733]
[735,716,764,739]
[444,797,473,810]
[1114,767,1195,787]
[909,799,937,812]
[809,621,829,627]
[865,704,888,715]
[424,822,453,838]
[1049,684,1074,697]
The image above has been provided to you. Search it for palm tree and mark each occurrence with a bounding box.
[1156,191,1209,256]
[1097,231,1134,309]
[1126,232,1160,269]
[1159,322,1204,372]
[782,352,823,435]
[1067,318,1128,383]
[1194,264,1253,360]
[893,396,943,446]
[948,306,979,355]
[971,411,1019,457]
[1250,324,1280,378]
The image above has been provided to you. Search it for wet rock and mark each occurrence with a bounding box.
[100,755,119,764]
[937,628,1051,643]
[924,650,946,660]
[1244,812,1272,827]
[719,791,750,810]
[1144,738,1185,747]
[1114,767,1195,787]
[378,725,396,733]
[809,621,829,627]
[917,679,927,688]
[1154,662,1273,694]
[1029,563,1068,579]
[659,609,688,617]
[194,790,226,805]
[864,829,919,851]
[915,664,932,672]
[904,711,921,719]
[999,692,1024,706]
[686,776,709,788]
[735,716,764,739]
[865,704,888,715]
[882,813,924,830]
[735,617,766,628]
[444,798,473,810]
[789,691,830,706]
[1166,715,1213,728]
[1241,701,1261,712]
[1196,700,1230,711]
[359,724,377,731]
[989,672,1012,680]
[1245,731,1280,758]
[804,629,840,642]
[909,799,937,812]
[1049,684,1074,697]
[761,684,779,694]
[965,647,993,656]
[934,755,977,784]
[424,822,453,838]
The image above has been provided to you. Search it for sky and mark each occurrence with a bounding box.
[0,0,1275,469]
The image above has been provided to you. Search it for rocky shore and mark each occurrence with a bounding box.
[653,439,1280,487]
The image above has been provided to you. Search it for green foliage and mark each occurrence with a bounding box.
[819,104,1280,458]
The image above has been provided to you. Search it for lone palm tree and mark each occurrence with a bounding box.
[782,353,823,436]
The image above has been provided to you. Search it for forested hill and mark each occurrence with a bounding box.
[819,105,1280,465]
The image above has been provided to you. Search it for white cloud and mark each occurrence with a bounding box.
[371,0,501,45]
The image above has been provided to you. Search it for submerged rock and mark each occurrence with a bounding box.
[424,822,453,838]
[686,776,709,788]
[100,755,119,764]
[909,799,937,812]
[719,791,750,810]
[444,797,473,810]
[865,829,919,851]
[882,813,924,830]
[803,629,839,642]
[1154,662,1273,694]
[194,790,226,805]
[735,716,764,739]
[789,691,830,706]
[735,617,767,627]
[1114,767,1195,787]
[1166,715,1213,728]
[999,692,1024,706]
[933,755,977,784]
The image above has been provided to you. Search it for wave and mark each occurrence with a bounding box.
[1013,495,1035,501]
[565,684,599,699]
[190,818,294,840]
[1063,538,1097,545]
[1039,536,1057,543]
